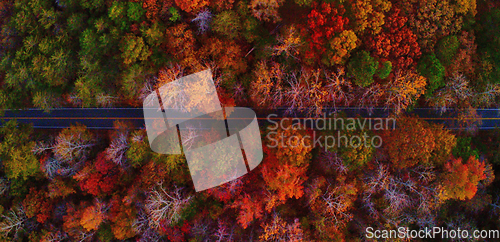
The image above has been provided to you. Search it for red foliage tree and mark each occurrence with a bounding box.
[206,177,243,203]
[162,221,191,242]
[303,2,349,64]
[366,8,421,69]
[74,152,120,197]
[23,187,54,224]
[232,193,264,229]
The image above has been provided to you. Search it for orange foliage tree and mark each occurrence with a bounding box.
[63,204,84,238]
[250,61,284,108]
[307,176,358,240]
[175,0,208,13]
[272,25,303,59]
[441,156,486,201]
[143,0,160,21]
[62,200,107,238]
[80,201,107,231]
[262,122,313,211]
[109,195,137,239]
[366,8,421,69]
[250,61,330,116]
[48,178,76,199]
[164,23,202,71]
[232,193,265,229]
[447,31,478,77]
[199,38,248,77]
[383,116,456,169]
[259,213,305,241]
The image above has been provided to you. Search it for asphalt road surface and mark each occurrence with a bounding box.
[0,107,499,130]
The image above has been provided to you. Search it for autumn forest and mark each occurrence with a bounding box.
[1,0,500,241]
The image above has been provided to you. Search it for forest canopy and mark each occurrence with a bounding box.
[0,0,500,241]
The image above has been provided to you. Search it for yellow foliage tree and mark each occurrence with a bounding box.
[259,214,305,241]
[453,0,477,15]
[54,124,95,162]
[120,34,151,65]
[250,61,284,108]
[431,124,457,166]
[349,0,392,35]
[384,70,427,114]
[272,25,303,59]
[326,30,358,66]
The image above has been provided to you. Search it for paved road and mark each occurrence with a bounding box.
[1,107,499,130]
